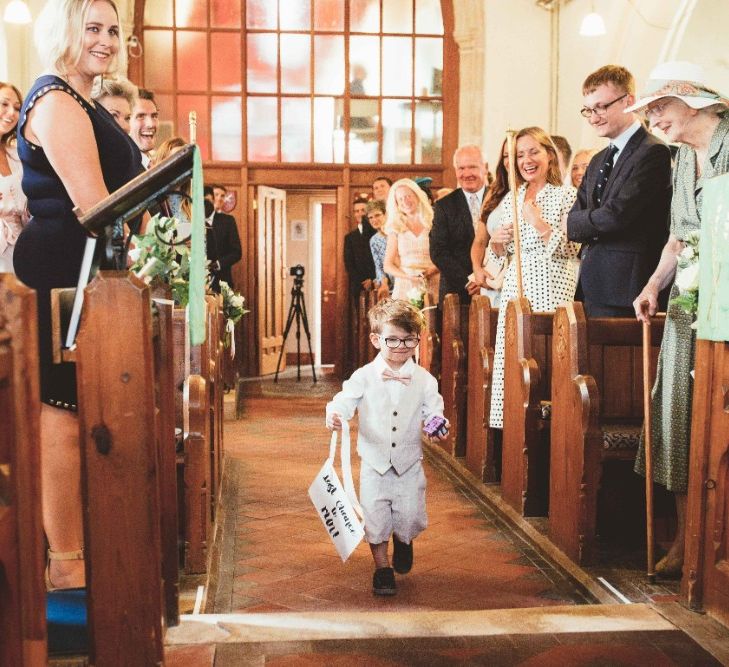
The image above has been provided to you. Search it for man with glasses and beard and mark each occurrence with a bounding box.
[566,65,672,316]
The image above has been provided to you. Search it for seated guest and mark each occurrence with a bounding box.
[488,127,579,430]
[632,61,729,577]
[0,81,26,273]
[567,65,672,316]
[569,148,597,189]
[469,140,510,306]
[13,0,143,590]
[93,76,136,133]
[384,178,439,304]
[344,197,376,298]
[551,134,573,182]
[366,199,391,299]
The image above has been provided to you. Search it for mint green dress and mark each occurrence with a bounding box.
[636,115,729,492]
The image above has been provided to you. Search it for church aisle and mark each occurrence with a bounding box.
[210,394,591,614]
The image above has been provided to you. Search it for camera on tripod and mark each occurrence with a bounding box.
[289,264,305,285]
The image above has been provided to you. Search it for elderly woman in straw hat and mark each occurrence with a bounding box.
[632,61,729,577]
[383,178,440,304]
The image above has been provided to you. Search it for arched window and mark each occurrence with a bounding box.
[140,0,446,165]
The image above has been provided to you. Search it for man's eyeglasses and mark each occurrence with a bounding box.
[380,335,420,349]
[580,93,628,118]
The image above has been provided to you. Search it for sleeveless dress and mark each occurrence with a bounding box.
[390,227,440,304]
[0,145,26,272]
[635,116,729,492]
[13,75,144,409]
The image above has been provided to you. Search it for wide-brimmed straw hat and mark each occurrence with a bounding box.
[625,61,729,113]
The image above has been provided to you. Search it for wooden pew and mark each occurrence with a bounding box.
[684,337,729,625]
[501,298,553,516]
[549,301,664,565]
[465,295,499,482]
[418,295,440,379]
[440,294,468,457]
[0,274,46,667]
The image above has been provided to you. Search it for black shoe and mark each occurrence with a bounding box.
[392,535,413,574]
[372,567,397,596]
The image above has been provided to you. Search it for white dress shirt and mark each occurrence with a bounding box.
[610,120,641,165]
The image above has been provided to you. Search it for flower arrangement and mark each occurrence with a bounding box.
[406,285,425,310]
[129,214,193,305]
[671,230,700,321]
[219,280,248,353]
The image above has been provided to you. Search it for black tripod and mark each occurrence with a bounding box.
[274,266,317,383]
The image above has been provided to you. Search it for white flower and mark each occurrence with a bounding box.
[231,295,245,308]
[680,245,695,261]
[406,286,424,301]
[128,247,142,263]
[675,262,699,293]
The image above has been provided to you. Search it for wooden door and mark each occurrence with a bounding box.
[256,186,287,375]
[320,202,338,365]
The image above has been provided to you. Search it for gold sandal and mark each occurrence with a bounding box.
[45,548,85,592]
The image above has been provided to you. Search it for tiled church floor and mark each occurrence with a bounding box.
[161,386,728,665]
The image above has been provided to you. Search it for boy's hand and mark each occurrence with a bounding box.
[430,418,450,442]
[326,412,343,432]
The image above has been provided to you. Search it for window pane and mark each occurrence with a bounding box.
[176,0,208,28]
[178,95,210,159]
[212,97,242,161]
[144,0,172,26]
[314,36,344,94]
[280,0,311,30]
[415,38,442,97]
[314,97,341,163]
[247,33,278,93]
[247,0,277,29]
[281,34,311,94]
[382,37,412,95]
[247,97,278,162]
[211,0,241,28]
[143,30,173,91]
[348,99,378,163]
[349,36,379,95]
[177,32,208,91]
[282,98,311,162]
[383,0,412,33]
[155,94,174,145]
[314,0,343,31]
[211,33,242,92]
[415,0,444,34]
[382,99,411,163]
[350,0,379,32]
[415,99,442,163]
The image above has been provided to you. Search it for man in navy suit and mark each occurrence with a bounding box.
[567,65,672,317]
[207,184,242,292]
[429,145,488,303]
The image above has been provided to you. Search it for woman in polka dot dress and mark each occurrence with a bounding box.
[488,127,580,429]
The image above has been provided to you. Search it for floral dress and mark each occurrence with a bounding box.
[0,145,27,273]
[489,182,579,429]
[635,116,729,492]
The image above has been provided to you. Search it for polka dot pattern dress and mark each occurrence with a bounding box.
[489,183,579,429]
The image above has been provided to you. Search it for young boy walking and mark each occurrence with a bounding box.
[326,299,447,596]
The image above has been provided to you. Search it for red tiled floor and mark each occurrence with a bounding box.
[215,394,588,613]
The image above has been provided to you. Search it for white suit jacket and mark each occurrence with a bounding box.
[326,355,444,475]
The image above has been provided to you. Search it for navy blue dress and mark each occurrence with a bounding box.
[14,75,143,409]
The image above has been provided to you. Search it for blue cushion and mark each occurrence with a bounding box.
[46,589,88,655]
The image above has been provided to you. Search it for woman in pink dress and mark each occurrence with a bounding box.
[0,82,26,273]
[383,178,440,304]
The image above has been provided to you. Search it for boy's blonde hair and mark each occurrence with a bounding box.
[368,298,426,336]
[35,0,126,79]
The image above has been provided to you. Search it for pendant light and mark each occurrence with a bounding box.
[579,2,606,36]
[4,0,32,24]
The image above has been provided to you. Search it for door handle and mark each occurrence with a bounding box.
[323,290,336,296]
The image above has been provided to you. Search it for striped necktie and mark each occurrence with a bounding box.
[468,193,480,229]
[593,144,618,207]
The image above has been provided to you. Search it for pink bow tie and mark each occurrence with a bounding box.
[382,369,411,385]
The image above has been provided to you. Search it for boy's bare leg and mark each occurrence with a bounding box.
[370,542,390,568]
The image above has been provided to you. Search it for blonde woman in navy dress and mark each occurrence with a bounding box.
[13,0,143,590]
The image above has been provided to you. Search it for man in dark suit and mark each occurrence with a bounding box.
[430,144,488,303]
[207,184,242,292]
[344,197,376,298]
[567,65,672,317]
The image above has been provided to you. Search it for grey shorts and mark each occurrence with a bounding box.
[359,460,428,545]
